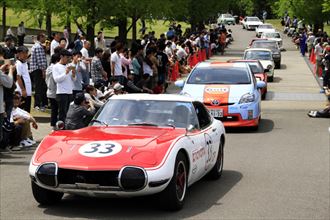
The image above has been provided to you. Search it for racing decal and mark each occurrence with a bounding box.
[204,133,216,170]
[192,147,206,163]
[79,141,122,158]
[203,85,230,118]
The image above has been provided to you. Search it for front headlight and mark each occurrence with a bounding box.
[267,65,273,69]
[36,163,58,187]
[239,93,255,104]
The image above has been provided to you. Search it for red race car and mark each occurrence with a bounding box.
[29,94,226,210]
[228,59,268,99]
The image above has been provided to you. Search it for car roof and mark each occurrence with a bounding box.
[245,48,272,52]
[196,61,247,68]
[252,40,277,43]
[110,94,195,102]
[262,31,280,34]
[228,59,260,63]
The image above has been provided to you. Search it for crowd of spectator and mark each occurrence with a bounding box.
[0,22,232,152]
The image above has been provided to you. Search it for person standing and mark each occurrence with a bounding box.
[46,54,60,129]
[156,42,169,84]
[0,55,14,144]
[91,48,108,86]
[53,49,76,122]
[50,32,61,56]
[3,36,16,59]
[111,43,125,84]
[80,41,92,87]
[299,31,307,56]
[30,33,48,111]
[71,51,84,97]
[16,46,32,113]
[17,21,26,46]
[94,32,106,49]
[315,39,324,78]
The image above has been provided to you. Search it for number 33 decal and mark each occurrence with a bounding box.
[79,141,122,157]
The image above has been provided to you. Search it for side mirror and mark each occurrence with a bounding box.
[175,80,185,88]
[186,124,195,133]
[55,121,65,130]
[257,81,266,89]
[264,69,270,72]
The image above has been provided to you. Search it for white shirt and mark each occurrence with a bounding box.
[80,47,90,72]
[50,39,60,56]
[52,63,75,94]
[176,46,188,61]
[165,46,173,58]
[16,60,32,96]
[94,37,106,49]
[315,44,323,61]
[143,61,153,76]
[111,52,123,76]
[10,107,31,122]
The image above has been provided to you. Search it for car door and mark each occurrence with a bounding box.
[192,102,220,178]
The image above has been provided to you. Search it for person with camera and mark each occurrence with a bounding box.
[53,49,76,122]
[65,92,95,130]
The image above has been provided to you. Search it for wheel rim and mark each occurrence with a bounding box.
[217,142,224,173]
[175,161,187,202]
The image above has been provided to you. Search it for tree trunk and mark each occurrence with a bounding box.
[141,19,146,35]
[118,18,127,44]
[46,10,52,39]
[2,1,6,41]
[132,17,137,41]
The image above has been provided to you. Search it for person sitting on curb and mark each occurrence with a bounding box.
[10,92,38,149]
[65,92,96,130]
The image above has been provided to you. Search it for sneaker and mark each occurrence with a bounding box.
[40,107,46,112]
[11,145,23,151]
[34,106,40,111]
[26,138,37,145]
[20,139,33,148]
[319,77,323,80]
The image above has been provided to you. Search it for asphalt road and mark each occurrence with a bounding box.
[1,24,329,220]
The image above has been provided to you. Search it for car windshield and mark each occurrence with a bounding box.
[263,32,280,38]
[244,51,272,60]
[92,100,198,128]
[247,17,260,22]
[223,14,233,18]
[251,41,278,50]
[187,67,251,84]
[259,25,273,29]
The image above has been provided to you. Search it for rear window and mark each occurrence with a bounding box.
[187,67,251,85]
[247,17,260,22]
[244,51,272,60]
[263,33,280,38]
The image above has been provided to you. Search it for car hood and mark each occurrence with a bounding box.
[182,83,253,104]
[257,28,276,33]
[33,126,186,170]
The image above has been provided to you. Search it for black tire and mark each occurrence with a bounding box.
[268,76,274,82]
[207,138,224,180]
[159,152,188,211]
[31,181,63,205]
[275,62,281,69]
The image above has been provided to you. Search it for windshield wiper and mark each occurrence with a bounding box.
[128,122,159,127]
[164,124,176,129]
[91,119,109,126]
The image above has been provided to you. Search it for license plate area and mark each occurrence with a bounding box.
[209,109,223,118]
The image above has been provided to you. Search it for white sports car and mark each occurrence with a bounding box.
[242,16,263,30]
[29,94,225,211]
[256,23,276,37]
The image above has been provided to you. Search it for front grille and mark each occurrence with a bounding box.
[216,116,239,122]
[57,168,119,187]
[204,102,235,107]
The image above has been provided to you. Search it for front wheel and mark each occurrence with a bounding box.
[159,152,188,211]
[31,181,63,205]
[207,139,224,180]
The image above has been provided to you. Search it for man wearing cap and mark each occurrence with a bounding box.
[30,33,48,111]
[16,46,32,113]
[65,92,95,130]
[53,49,76,122]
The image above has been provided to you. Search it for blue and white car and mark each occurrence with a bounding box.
[175,62,266,129]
